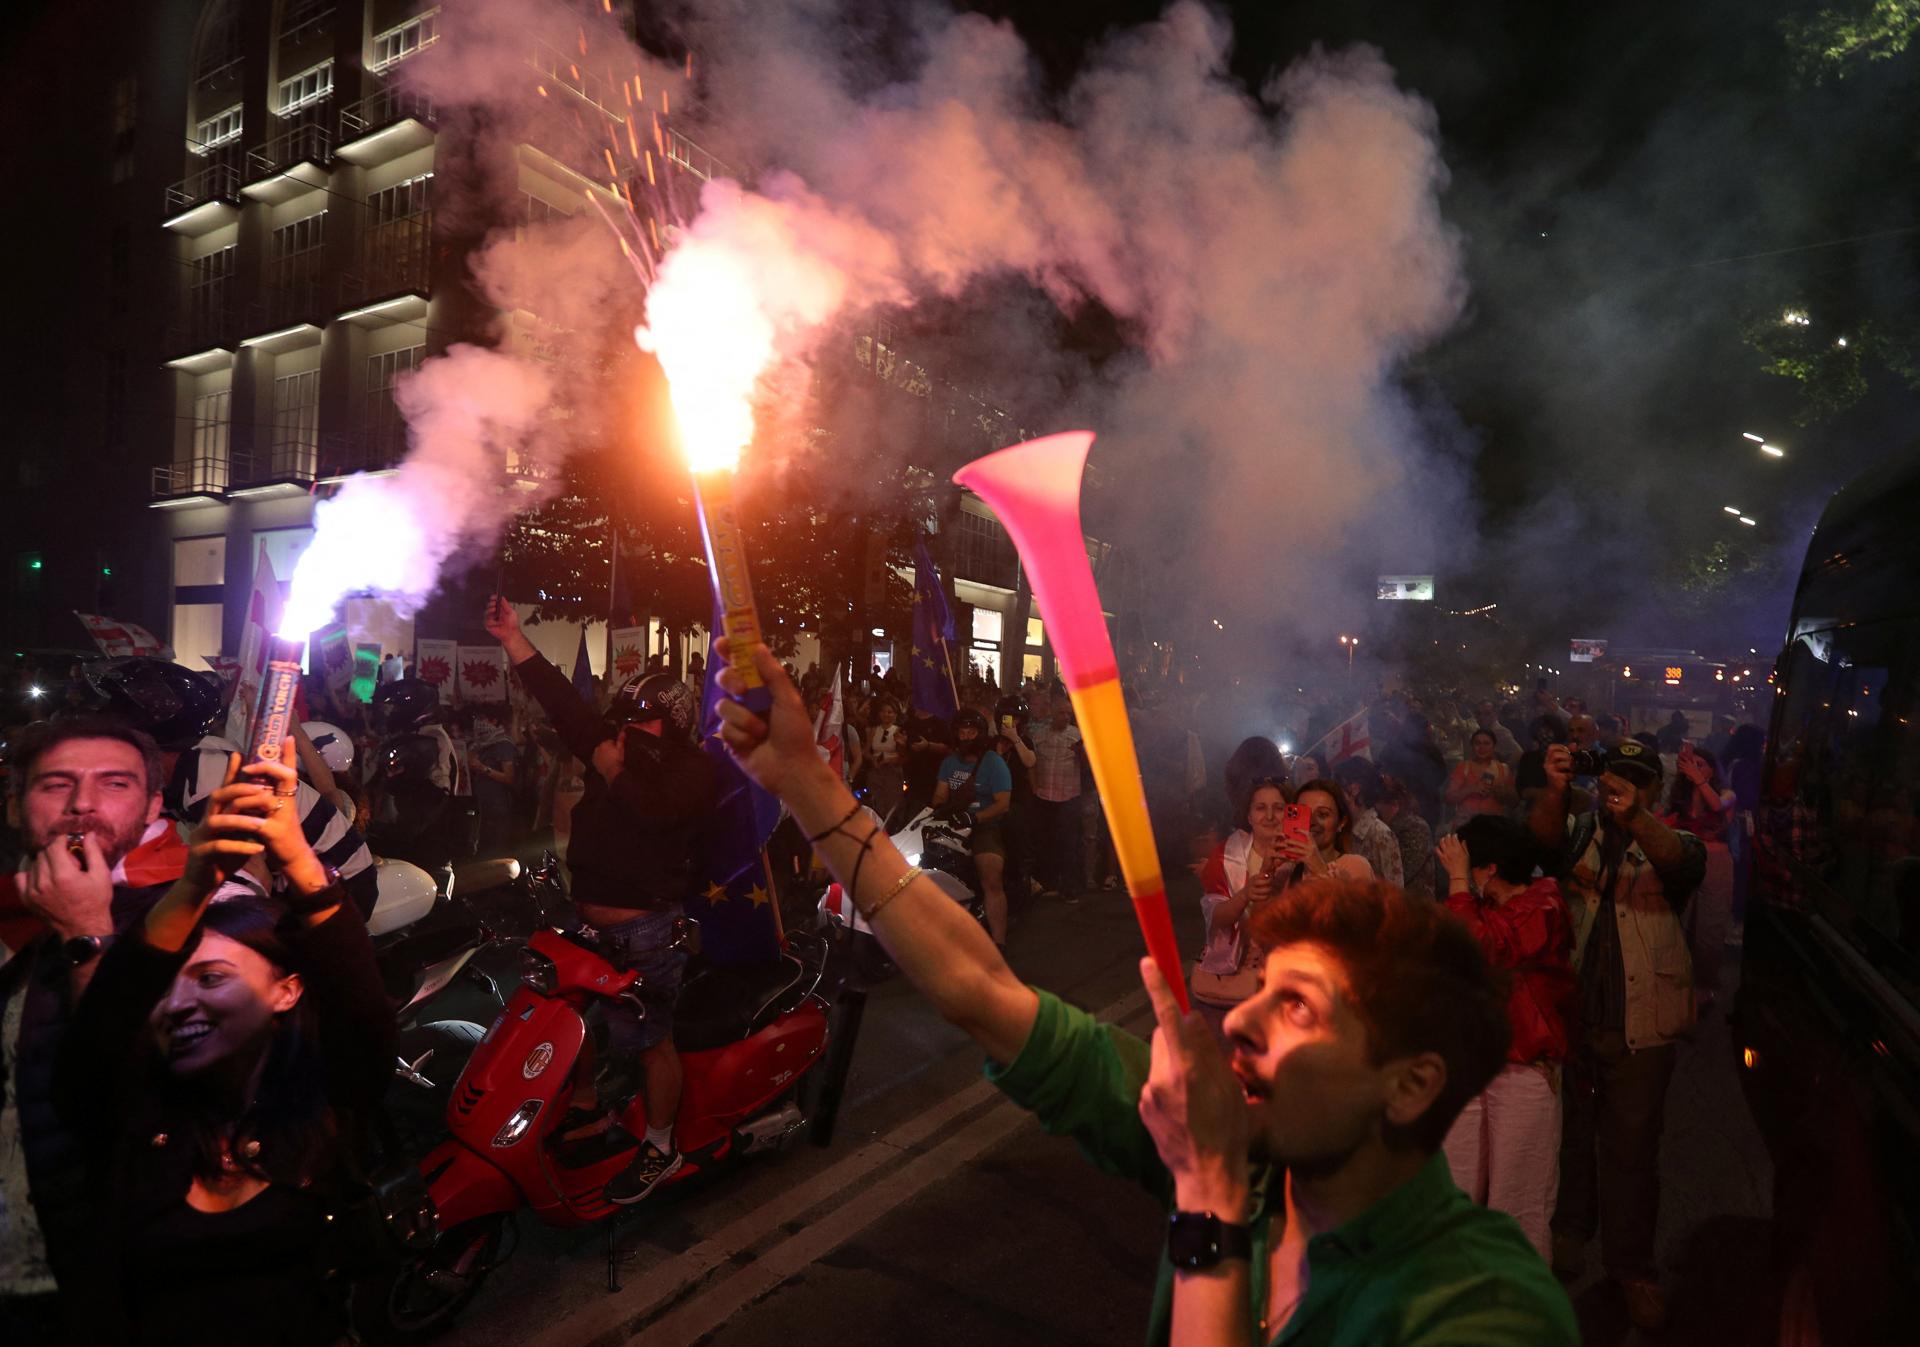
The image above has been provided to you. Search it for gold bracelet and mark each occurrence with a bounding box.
[857,866,923,922]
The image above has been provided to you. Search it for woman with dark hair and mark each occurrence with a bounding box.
[56,745,391,1345]
[1191,774,1289,1040]
[1280,778,1375,886]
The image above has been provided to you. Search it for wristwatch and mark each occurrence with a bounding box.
[1167,1210,1253,1270]
[60,934,110,969]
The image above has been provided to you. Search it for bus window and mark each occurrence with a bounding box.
[1770,620,1920,996]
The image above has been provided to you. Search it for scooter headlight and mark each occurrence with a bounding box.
[904,852,921,867]
[491,1099,543,1148]
[520,948,557,994]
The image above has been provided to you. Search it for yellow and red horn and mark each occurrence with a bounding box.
[953,432,1188,1012]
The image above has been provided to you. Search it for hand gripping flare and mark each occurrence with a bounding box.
[953,432,1188,1012]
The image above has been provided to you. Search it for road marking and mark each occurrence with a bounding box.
[530,984,1151,1347]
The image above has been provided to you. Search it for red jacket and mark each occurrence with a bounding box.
[1445,876,1575,1065]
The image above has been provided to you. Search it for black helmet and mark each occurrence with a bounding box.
[951,707,989,740]
[994,695,1029,727]
[371,677,440,735]
[88,657,224,751]
[609,672,699,741]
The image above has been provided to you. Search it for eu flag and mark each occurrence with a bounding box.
[570,628,596,705]
[911,540,958,720]
[689,598,784,966]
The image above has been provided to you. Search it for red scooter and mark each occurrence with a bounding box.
[370,915,862,1337]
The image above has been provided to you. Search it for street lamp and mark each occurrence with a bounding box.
[1338,634,1357,683]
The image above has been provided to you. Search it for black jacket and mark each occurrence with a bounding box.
[514,651,719,910]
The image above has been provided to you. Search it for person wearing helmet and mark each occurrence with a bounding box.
[483,596,718,1205]
[364,676,462,868]
[932,706,1014,946]
[88,658,378,920]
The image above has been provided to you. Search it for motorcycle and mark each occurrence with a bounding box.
[817,805,985,982]
[381,853,570,1151]
[369,912,861,1336]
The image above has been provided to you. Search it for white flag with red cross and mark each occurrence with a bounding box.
[74,612,170,659]
[1302,706,1372,768]
[813,671,845,780]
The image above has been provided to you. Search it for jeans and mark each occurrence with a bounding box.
[1444,1062,1562,1261]
[1553,1027,1677,1280]
[1030,795,1085,892]
[597,906,688,1054]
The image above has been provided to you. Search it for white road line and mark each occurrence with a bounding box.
[530,984,1151,1347]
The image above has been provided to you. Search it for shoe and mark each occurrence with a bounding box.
[1619,1278,1668,1332]
[1550,1232,1587,1281]
[605,1142,683,1205]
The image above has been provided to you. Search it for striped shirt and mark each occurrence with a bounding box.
[170,737,376,914]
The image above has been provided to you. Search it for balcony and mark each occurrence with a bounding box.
[317,425,406,480]
[151,457,229,506]
[248,267,335,335]
[243,115,333,203]
[337,86,437,166]
[163,160,242,234]
[346,212,431,305]
[228,443,317,497]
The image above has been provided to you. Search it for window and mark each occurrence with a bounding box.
[174,535,227,588]
[271,369,319,473]
[972,609,1003,644]
[371,9,440,71]
[280,0,332,45]
[1026,616,1044,648]
[254,526,315,580]
[191,388,231,469]
[366,345,423,461]
[195,104,243,153]
[953,510,1016,589]
[170,604,225,672]
[186,243,236,342]
[364,174,433,292]
[268,213,327,320]
[277,60,334,114]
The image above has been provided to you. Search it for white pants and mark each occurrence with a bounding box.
[1442,1062,1561,1261]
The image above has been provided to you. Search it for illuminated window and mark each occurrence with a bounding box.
[972,609,1003,644]
[194,104,243,153]
[371,9,441,72]
[277,60,334,114]
[1026,616,1044,648]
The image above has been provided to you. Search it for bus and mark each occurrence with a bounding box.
[1736,451,1920,1343]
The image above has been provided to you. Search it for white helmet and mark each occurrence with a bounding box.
[301,720,354,773]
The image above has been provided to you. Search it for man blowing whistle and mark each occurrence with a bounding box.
[708,641,1574,1347]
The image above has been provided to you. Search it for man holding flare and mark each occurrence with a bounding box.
[708,639,1574,1347]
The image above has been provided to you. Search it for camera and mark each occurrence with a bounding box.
[1567,748,1608,776]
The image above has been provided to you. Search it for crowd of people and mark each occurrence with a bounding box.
[0,623,1767,1343]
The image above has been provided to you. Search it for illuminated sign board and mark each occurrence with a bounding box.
[1664,666,1684,685]
[1376,575,1435,602]
[1569,638,1608,664]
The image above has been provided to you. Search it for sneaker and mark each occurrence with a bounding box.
[1619,1278,1668,1332]
[605,1142,683,1205]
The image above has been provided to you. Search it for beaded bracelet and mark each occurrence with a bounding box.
[858,865,924,922]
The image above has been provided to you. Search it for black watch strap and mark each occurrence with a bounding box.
[1167,1209,1253,1270]
[61,934,109,969]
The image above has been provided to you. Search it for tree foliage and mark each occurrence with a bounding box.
[1784,0,1920,83]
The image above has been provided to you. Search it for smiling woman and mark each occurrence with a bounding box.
[52,747,393,1346]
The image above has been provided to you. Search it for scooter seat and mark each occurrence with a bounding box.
[672,955,806,1053]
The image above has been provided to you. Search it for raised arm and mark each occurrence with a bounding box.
[484,595,611,764]
[713,642,1038,1064]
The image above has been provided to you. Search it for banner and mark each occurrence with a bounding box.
[351,643,382,704]
[457,645,508,702]
[608,626,647,682]
[414,638,457,702]
[222,546,283,745]
[74,612,170,659]
[313,624,353,701]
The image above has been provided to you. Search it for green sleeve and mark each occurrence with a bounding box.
[985,989,1170,1199]
[1398,1271,1580,1346]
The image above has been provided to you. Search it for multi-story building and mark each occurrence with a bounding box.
[7,0,1131,689]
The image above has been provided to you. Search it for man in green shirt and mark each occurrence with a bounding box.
[710,643,1575,1346]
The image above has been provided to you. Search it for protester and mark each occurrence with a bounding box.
[467,706,520,850]
[1378,779,1437,900]
[1332,758,1403,886]
[484,598,717,1205]
[1437,819,1575,1261]
[1287,753,1323,791]
[992,696,1038,903]
[1512,713,1569,802]
[1468,700,1522,764]
[1191,775,1288,1040]
[1529,739,1703,1331]
[1669,742,1736,1009]
[864,699,905,822]
[1027,694,1086,899]
[1444,729,1517,826]
[55,743,391,1345]
[705,641,1577,1345]
[1279,778,1376,888]
[901,705,954,813]
[933,708,1014,946]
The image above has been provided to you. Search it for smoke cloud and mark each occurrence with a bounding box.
[295,0,1471,655]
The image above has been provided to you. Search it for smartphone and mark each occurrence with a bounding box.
[1281,804,1311,848]
[1000,715,1014,733]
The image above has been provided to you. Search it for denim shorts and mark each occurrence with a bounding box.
[597,906,688,1053]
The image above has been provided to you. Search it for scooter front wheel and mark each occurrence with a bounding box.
[357,1214,512,1342]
